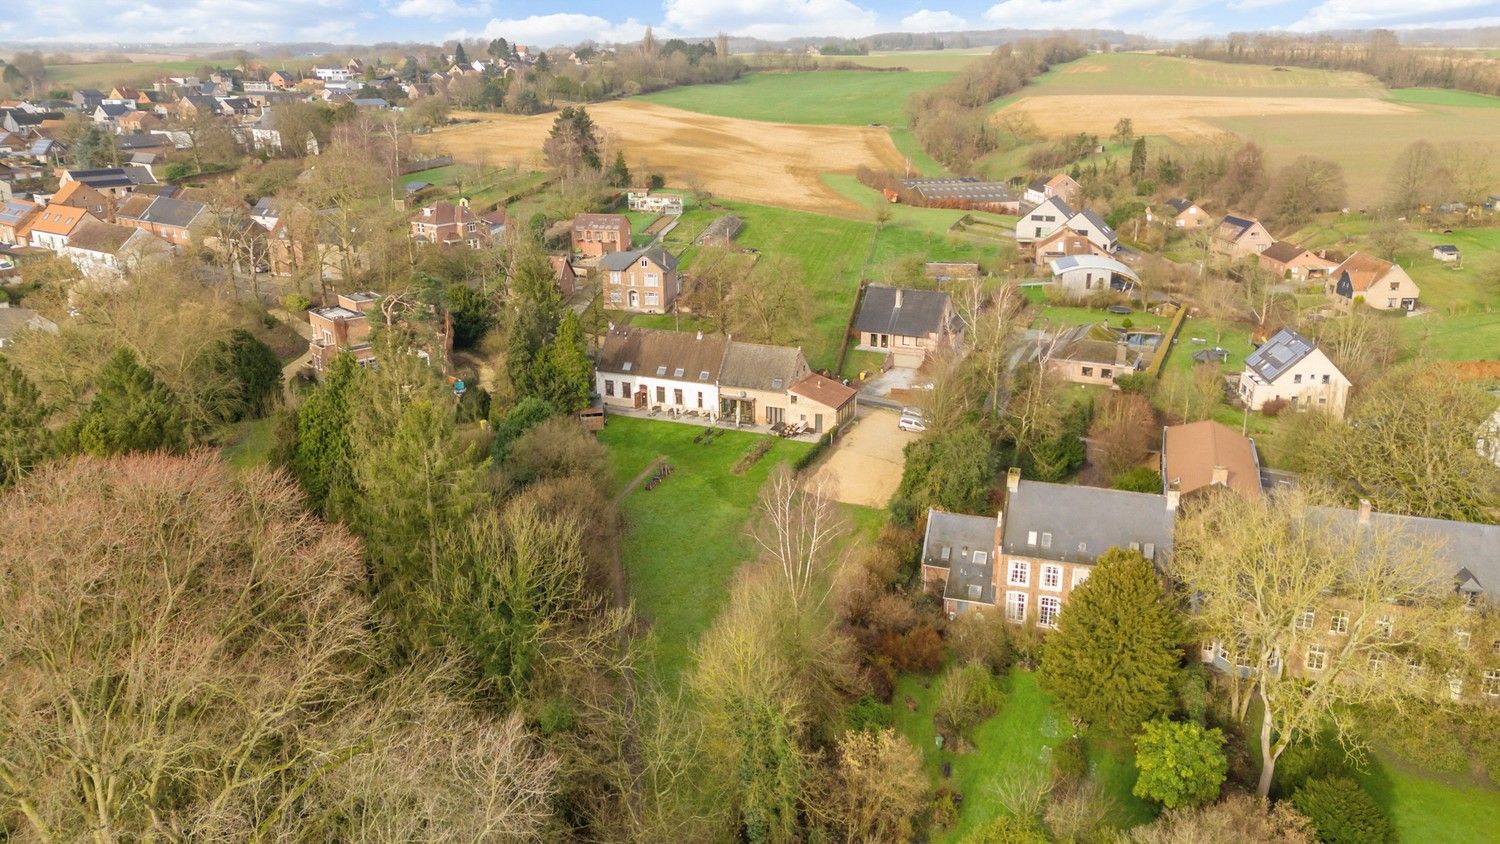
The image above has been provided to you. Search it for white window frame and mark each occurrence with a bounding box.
[1295,609,1315,631]
[1004,591,1028,624]
[1376,615,1393,638]
[1071,568,1090,589]
[1329,610,1348,635]
[1038,596,1061,629]
[1483,669,1500,698]
[1008,559,1029,587]
[1041,564,1062,591]
[1457,629,1471,650]
[1305,645,1326,671]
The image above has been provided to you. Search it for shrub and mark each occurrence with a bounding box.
[968,813,1050,843]
[1113,466,1163,492]
[1290,777,1392,844]
[1261,397,1290,418]
[791,424,838,471]
[1045,779,1119,844]
[947,610,1014,672]
[280,293,311,312]
[1052,736,1089,790]
[845,695,894,733]
[1272,728,1354,799]
[934,662,1005,741]
[878,624,945,673]
[1116,372,1155,394]
[731,438,773,474]
[1132,719,1227,809]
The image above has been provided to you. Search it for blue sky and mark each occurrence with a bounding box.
[6,1,1500,46]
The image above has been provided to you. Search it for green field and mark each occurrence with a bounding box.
[822,173,1015,268]
[42,59,206,90]
[600,416,812,681]
[221,418,277,471]
[638,70,953,126]
[1017,52,1383,98]
[1359,752,1500,844]
[893,669,1155,842]
[1386,87,1500,108]
[831,49,993,72]
[403,164,546,211]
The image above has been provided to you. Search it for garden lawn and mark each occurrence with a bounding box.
[638,70,954,127]
[1023,287,1173,334]
[822,174,1015,267]
[1358,751,1500,844]
[892,669,1155,842]
[221,418,277,471]
[600,416,812,682]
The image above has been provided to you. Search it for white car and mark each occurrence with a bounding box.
[898,415,927,433]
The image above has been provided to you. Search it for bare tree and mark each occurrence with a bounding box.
[815,729,927,843]
[730,256,810,345]
[1174,490,1462,797]
[750,466,848,615]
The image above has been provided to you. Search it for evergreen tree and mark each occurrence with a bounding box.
[447,283,497,349]
[68,349,186,457]
[1133,718,1228,809]
[487,38,510,61]
[490,396,556,463]
[1130,137,1148,178]
[452,43,468,66]
[543,106,601,174]
[506,241,564,399]
[289,353,359,514]
[71,124,117,169]
[540,310,592,413]
[216,329,282,421]
[1040,547,1183,735]
[606,151,631,188]
[0,356,51,488]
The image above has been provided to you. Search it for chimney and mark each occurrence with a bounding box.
[458,197,469,208]
[1006,467,1021,495]
[696,329,703,341]
[894,288,904,309]
[1211,465,1228,486]
[1358,498,1372,525]
[1166,478,1180,512]
[1115,340,1128,366]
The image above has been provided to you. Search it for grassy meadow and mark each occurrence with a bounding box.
[831,49,993,72]
[600,416,811,682]
[1016,52,1383,99]
[638,69,953,126]
[42,59,205,90]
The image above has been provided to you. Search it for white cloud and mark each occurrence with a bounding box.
[389,0,490,18]
[661,0,881,40]
[901,10,969,32]
[1287,0,1496,31]
[11,0,367,43]
[453,14,647,47]
[983,0,1216,37]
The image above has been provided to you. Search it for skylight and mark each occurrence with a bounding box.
[656,365,667,376]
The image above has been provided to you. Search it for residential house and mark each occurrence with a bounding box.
[1022,173,1082,207]
[49,179,114,220]
[1042,322,1149,387]
[599,244,679,313]
[174,95,218,121]
[108,86,139,101]
[1148,197,1208,229]
[1258,241,1336,282]
[787,373,858,431]
[1017,196,1117,254]
[308,291,380,371]
[115,110,163,133]
[0,198,40,245]
[61,217,154,278]
[72,89,106,111]
[626,189,684,215]
[267,70,298,89]
[1034,227,1115,269]
[570,213,630,257]
[1326,252,1420,312]
[1212,214,1273,261]
[115,193,210,247]
[93,103,135,126]
[853,286,960,367]
[246,108,319,155]
[717,340,812,428]
[312,67,353,82]
[550,255,579,297]
[1433,244,1461,263]
[60,167,141,199]
[0,304,59,348]
[1236,327,1351,417]
[1161,420,1263,500]
[1047,255,1139,297]
[19,203,93,250]
[922,469,1177,619]
[408,200,491,249]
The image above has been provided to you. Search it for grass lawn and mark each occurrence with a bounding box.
[1018,52,1383,99]
[822,174,1015,268]
[1358,751,1500,844]
[1022,287,1173,334]
[888,125,948,177]
[402,165,546,210]
[221,418,277,471]
[45,59,206,90]
[600,416,812,682]
[893,669,1155,842]
[832,49,993,72]
[638,70,954,127]
[1386,87,1500,108]
[841,349,887,382]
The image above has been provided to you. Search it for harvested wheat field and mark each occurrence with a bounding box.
[994,94,1417,141]
[415,103,905,213]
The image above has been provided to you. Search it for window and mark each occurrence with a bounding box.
[1082,366,1094,377]
[1407,657,1423,680]
[1005,591,1028,624]
[1321,374,1330,384]
[1305,645,1326,671]
[1389,281,1399,290]
[973,551,989,566]
[639,258,647,267]
[697,392,704,408]
[1296,609,1315,631]
[1008,560,1029,586]
[1039,596,1061,628]
[673,389,683,405]
[1027,531,1037,546]
[610,271,621,284]
[655,386,665,403]
[1101,368,1112,379]
[1449,676,1463,701]
[868,333,878,346]
[1202,639,1219,662]
[645,273,659,288]
[1386,299,1396,308]
[1041,532,1052,549]
[1041,565,1062,591]
[604,380,615,397]
[1457,629,1471,650]
[1368,652,1386,672]
[940,546,951,562]
[1484,670,1500,698]
[645,292,659,306]
[1330,610,1348,635]
[1294,373,1303,384]
[1376,615,1393,638]
[621,383,630,396]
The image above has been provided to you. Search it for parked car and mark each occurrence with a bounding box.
[898,415,926,432]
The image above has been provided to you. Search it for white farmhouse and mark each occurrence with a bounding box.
[1236,328,1351,418]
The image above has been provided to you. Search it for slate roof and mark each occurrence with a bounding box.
[596,326,727,383]
[719,340,805,393]
[1166,197,1197,214]
[854,286,952,338]
[66,217,136,254]
[1434,244,1460,255]
[1001,480,1175,565]
[127,195,208,229]
[1162,420,1262,500]
[1260,241,1308,263]
[599,244,677,272]
[1049,322,1133,366]
[789,373,857,410]
[1244,327,1319,384]
[95,103,133,119]
[0,306,58,342]
[1074,208,1114,238]
[921,510,1001,605]
[1311,506,1500,601]
[115,133,168,150]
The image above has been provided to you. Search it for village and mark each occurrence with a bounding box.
[1,24,1499,844]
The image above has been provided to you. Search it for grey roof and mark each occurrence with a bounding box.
[1075,208,1114,238]
[1166,198,1196,214]
[1311,506,1500,601]
[311,305,362,320]
[0,306,59,342]
[1434,244,1460,254]
[1033,194,1075,219]
[922,510,1000,605]
[1244,327,1318,384]
[901,177,1015,203]
[66,168,135,190]
[599,244,677,272]
[854,286,952,338]
[95,103,133,118]
[115,133,167,150]
[1220,214,1257,235]
[719,340,804,393]
[134,195,208,228]
[1001,480,1175,565]
[1050,254,1137,281]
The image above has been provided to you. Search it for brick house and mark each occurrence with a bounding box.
[49,179,114,220]
[1212,214,1273,261]
[1148,197,1207,229]
[921,469,1177,620]
[1033,225,1113,268]
[408,200,491,249]
[571,213,630,257]
[1237,327,1351,417]
[308,291,380,371]
[1258,241,1336,282]
[853,286,961,367]
[0,198,40,245]
[599,244,678,314]
[550,255,579,296]
[114,194,209,247]
[1326,252,1420,312]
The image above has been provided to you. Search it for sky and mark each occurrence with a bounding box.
[4,1,1500,47]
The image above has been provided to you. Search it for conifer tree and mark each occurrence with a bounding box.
[1040,547,1183,734]
[289,352,359,514]
[69,349,186,457]
[0,356,51,487]
[541,310,592,413]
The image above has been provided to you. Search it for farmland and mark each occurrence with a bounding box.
[37,58,205,90]
[638,69,953,126]
[830,48,993,72]
[416,103,905,213]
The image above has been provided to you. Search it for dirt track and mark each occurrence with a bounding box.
[415,102,906,213]
[808,409,921,508]
[995,94,1417,140]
